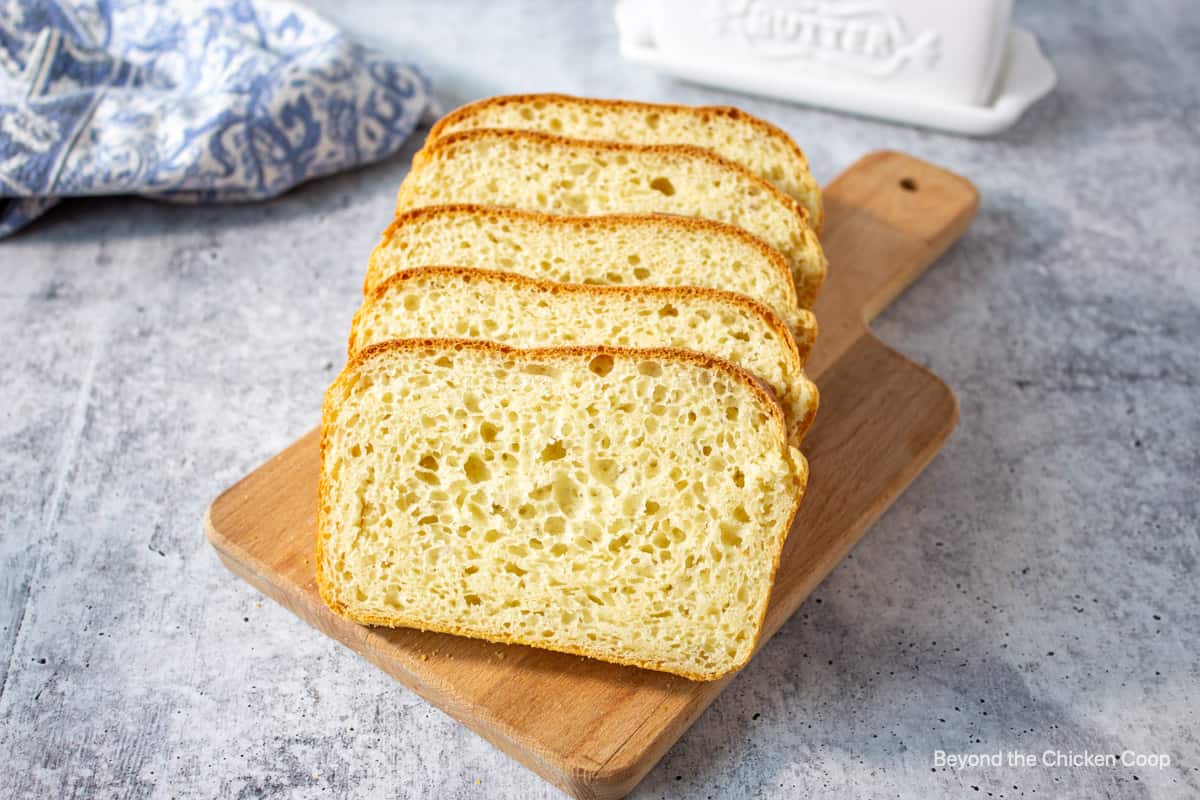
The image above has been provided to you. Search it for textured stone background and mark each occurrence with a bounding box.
[1,1,1197,798]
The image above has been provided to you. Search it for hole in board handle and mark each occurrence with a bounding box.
[899,177,918,192]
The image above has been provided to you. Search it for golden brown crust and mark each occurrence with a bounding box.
[354,264,802,360]
[794,226,827,308]
[400,127,811,230]
[427,93,823,230]
[351,337,788,425]
[316,337,805,680]
[369,203,801,311]
[398,128,826,306]
[793,309,819,366]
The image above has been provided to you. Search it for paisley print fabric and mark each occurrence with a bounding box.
[0,0,434,236]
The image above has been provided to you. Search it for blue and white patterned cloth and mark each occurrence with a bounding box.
[0,0,434,236]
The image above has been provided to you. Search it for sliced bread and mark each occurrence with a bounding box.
[394,129,827,307]
[428,93,824,231]
[318,338,806,679]
[349,267,818,443]
[367,204,814,347]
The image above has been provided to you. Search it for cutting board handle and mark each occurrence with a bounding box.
[808,151,979,375]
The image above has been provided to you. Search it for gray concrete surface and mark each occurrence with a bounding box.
[1,1,1197,798]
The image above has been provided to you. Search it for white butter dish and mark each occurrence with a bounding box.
[615,0,1056,136]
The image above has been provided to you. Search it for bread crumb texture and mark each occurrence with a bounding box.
[396,130,826,306]
[431,93,824,231]
[368,206,814,347]
[350,267,817,444]
[318,341,805,679]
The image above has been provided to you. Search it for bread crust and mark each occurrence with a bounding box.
[369,203,801,312]
[316,338,807,681]
[397,128,827,306]
[404,126,809,223]
[427,92,824,231]
[350,265,819,443]
[353,263,815,365]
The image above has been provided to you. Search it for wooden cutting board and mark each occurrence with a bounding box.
[205,150,978,800]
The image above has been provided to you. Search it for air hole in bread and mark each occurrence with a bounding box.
[464,454,490,483]
[539,441,566,462]
[649,177,675,196]
[589,457,618,487]
[552,476,580,515]
[588,354,614,376]
[720,523,744,548]
[522,363,558,377]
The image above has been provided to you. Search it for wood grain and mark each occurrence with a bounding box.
[205,150,978,799]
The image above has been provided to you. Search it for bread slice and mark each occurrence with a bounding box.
[349,267,818,443]
[428,93,823,231]
[368,204,814,347]
[318,338,806,680]
[395,129,827,306]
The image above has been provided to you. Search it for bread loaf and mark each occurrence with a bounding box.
[349,266,818,443]
[395,129,826,306]
[318,339,806,680]
[428,93,823,231]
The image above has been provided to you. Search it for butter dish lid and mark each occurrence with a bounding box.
[615,0,1056,136]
